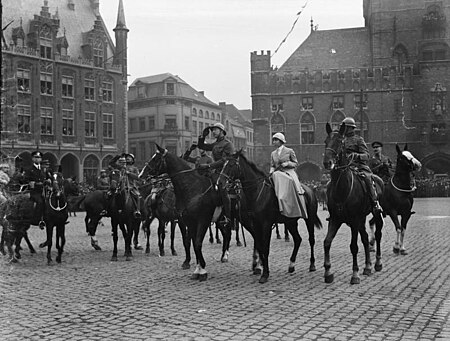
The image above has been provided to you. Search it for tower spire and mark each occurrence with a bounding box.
[115,0,127,30]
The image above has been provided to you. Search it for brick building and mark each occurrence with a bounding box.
[250,0,449,180]
[1,0,128,184]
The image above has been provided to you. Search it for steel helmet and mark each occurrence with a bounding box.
[272,132,286,143]
[210,122,226,135]
[342,117,356,127]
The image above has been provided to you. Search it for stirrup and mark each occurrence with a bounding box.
[38,220,46,229]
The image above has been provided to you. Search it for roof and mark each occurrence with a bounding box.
[130,73,219,108]
[2,0,115,58]
[279,27,371,71]
[223,104,252,126]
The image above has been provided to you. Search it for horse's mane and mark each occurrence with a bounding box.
[234,150,268,178]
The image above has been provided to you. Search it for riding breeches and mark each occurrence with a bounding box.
[30,192,45,224]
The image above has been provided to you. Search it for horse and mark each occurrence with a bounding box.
[323,122,384,284]
[314,183,328,210]
[369,144,421,255]
[40,172,69,264]
[63,178,81,217]
[220,150,323,284]
[141,144,231,281]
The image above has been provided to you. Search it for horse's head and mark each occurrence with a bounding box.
[395,144,422,174]
[51,172,65,197]
[323,122,346,170]
[143,144,169,178]
[221,152,242,181]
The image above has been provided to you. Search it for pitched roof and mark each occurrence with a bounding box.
[2,0,115,58]
[224,104,252,126]
[279,27,371,72]
[130,73,188,86]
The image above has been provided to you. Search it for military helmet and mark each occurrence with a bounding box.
[342,117,356,127]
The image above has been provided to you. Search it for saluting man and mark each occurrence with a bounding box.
[369,141,393,183]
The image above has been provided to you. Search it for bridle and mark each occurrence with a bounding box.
[48,175,67,212]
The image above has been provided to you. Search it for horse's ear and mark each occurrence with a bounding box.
[338,123,346,136]
[155,144,165,154]
[326,122,332,135]
[404,143,408,151]
[396,144,401,154]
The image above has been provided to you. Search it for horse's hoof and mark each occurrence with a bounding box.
[288,266,295,273]
[191,273,200,280]
[309,264,316,272]
[209,237,214,244]
[276,235,281,240]
[8,257,18,264]
[259,276,268,284]
[172,250,178,256]
[145,248,150,254]
[221,257,228,263]
[400,249,408,255]
[253,268,262,275]
[216,239,221,244]
[181,262,190,270]
[236,241,242,247]
[92,244,102,251]
[363,268,372,276]
[198,273,208,282]
[125,256,132,261]
[285,236,290,242]
[159,250,165,257]
[111,256,118,262]
[47,260,53,266]
[29,248,37,254]
[14,252,21,260]
[393,246,400,254]
[134,245,143,251]
[375,264,383,272]
[324,274,334,284]
[56,256,61,264]
[39,241,48,248]
[350,276,361,285]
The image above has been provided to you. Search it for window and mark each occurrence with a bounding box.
[301,97,313,110]
[199,122,204,133]
[164,116,177,130]
[62,76,74,98]
[148,116,155,130]
[139,117,146,131]
[211,112,215,120]
[216,113,220,121]
[39,25,52,59]
[271,98,284,111]
[193,120,197,135]
[199,110,204,118]
[354,93,368,109]
[62,109,74,136]
[192,108,197,116]
[84,78,95,100]
[93,38,104,67]
[331,110,345,130]
[102,81,113,102]
[270,112,285,136]
[333,96,344,109]
[83,155,99,186]
[40,107,53,135]
[435,50,446,60]
[17,68,31,92]
[166,83,175,96]
[185,116,190,130]
[300,113,315,144]
[166,99,175,105]
[205,111,209,119]
[139,142,146,162]
[137,85,145,98]
[102,113,113,138]
[129,118,137,132]
[40,72,52,95]
[85,111,96,137]
[17,106,31,133]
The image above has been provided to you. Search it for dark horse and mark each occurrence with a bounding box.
[220,150,323,284]
[143,144,231,281]
[369,144,421,255]
[323,123,384,284]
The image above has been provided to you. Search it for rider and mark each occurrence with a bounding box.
[183,144,213,168]
[124,153,143,219]
[368,141,393,183]
[0,162,11,205]
[270,132,307,218]
[96,169,111,191]
[24,151,51,229]
[341,117,382,216]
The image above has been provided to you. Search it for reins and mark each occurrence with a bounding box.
[391,176,416,192]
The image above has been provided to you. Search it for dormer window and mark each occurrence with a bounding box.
[166,83,175,96]
[137,85,146,98]
[39,25,52,59]
[93,37,104,67]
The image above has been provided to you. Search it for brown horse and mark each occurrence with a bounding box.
[323,122,384,284]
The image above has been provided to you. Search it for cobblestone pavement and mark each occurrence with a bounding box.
[1,198,450,341]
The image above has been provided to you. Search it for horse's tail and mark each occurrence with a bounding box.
[310,211,323,230]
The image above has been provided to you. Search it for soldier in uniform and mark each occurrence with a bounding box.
[24,151,51,229]
[197,122,234,171]
[183,144,213,168]
[96,169,111,191]
[341,117,382,216]
[369,141,393,183]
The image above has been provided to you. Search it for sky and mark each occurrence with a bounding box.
[101,0,364,110]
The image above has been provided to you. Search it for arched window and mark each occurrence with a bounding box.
[393,44,408,71]
[192,108,197,116]
[39,24,52,59]
[83,154,99,186]
[354,111,369,141]
[205,111,209,119]
[216,113,220,121]
[270,112,286,142]
[211,112,215,120]
[330,110,345,130]
[300,112,315,144]
[199,110,203,118]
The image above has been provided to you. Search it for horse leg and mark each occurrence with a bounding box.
[192,223,209,281]
[323,220,341,283]
[219,220,231,263]
[286,221,301,273]
[46,224,54,265]
[0,225,6,256]
[258,222,272,284]
[235,220,242,247]
[111,220,119,261]
[158,220,165,257]
[306,218,317,272]
[390,213,402,254]
[14,232,23,260]
[179,221,191,269]
[88,216,101,251]
[170,221,177,256]
[359,222,372,277]
[133,220,142,250]
[143,216,154,254]
[350,223,362,284]
[215,223,221,244]
[252,246,263,275]
[23,231,36,254]
[374,216,384,271]
[125,222,134,261]
[368,216,376,252]
[56,224,65,264]
[399,213,411,255]
[284,225,290,242]
[119,222,132,260]
[275,223,281,239]
[208,224,214,244]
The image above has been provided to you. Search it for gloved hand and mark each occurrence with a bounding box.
[197,164,210,170]
[202,127,210,137]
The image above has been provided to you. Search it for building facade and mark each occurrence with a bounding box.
[1,0,128,184]
[251,0,449,180]
[128,73,226,168]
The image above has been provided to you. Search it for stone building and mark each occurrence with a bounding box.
[1,0,128,184]
[250,0,450,180]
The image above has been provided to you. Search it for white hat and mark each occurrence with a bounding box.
[272,132,286,144]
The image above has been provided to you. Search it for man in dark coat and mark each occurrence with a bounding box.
[24,151,51,229]
[197,122,234,170]
[369,141,393,183]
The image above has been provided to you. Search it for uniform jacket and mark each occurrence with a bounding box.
[24,164,51,193]
[369,154,393,181]
[96,176,110,190]
[343,132,371,173]
[198,136,234,170]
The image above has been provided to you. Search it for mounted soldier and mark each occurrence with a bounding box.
[341,117,382,216]
[369,141,393,183]
[183,144,213,168]
[24,151,52,229]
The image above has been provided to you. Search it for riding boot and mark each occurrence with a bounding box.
[365,176,382,216]
[133,196,141,219]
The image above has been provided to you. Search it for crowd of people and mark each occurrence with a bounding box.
[415,177,450,198]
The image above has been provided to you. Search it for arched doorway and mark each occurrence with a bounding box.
[42,152,58,171]
[421,152,450,176]
[83,154,100,186]
[102,154,114,170]
[297,162,322,182]
[60,153,80,181]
